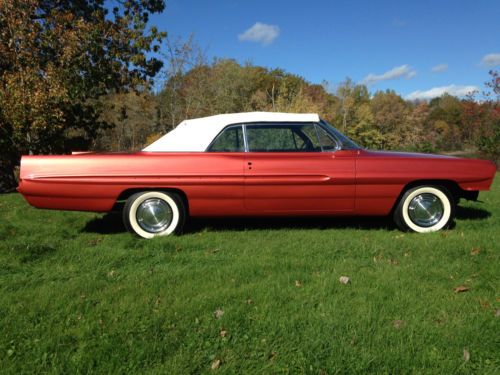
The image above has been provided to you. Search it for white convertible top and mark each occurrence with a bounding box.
[143,112,320,152]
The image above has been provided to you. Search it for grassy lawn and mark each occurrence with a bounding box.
[0,179,499,374]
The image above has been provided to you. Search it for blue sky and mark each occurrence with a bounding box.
[149,0,500,99]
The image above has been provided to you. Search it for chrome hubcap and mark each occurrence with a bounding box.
[136,198,173,233]
[408,193,444,227]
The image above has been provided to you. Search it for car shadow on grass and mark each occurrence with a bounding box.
[455,205,491,220]
[82,205,491,235]
[83,212,125,234]
[184,216,396,233]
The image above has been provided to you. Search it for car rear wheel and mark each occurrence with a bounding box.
[393,185,454,233]
[123,191,186,238]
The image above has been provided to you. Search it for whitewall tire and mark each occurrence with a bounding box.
[393,186,454,233]
[123,191,186,239]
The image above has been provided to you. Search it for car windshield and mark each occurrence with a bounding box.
[319,119,362,150]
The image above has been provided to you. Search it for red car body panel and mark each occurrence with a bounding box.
[244,150,356,213]
[18,149,496,217]
[355,150,496,215]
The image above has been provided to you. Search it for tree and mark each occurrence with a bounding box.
[156,58,336,129]
[333,78,369,134]
[156,34,206,132]
[0,0,166,192]
[97,91,157,151]
[476,70,500,164]
[370,90,409,149]
[484,70,500,99]
[348,103,384,149]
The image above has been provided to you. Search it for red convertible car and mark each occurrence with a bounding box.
[18,112,496,238]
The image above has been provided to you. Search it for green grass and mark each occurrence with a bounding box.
[1,179,499,374]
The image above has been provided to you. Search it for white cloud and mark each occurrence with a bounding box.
[362,65,416,85]
[480,53,500,67]
[405,85,479,101]
[238,22,280,46]
[431,64,448,73]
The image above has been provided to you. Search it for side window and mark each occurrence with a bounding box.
[246,123,321,152]
[208,126,244,152]
[315,125,339,151]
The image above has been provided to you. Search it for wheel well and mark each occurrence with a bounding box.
[390,180,463,215]
[114,188,189,214]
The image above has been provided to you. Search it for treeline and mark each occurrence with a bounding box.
[1,1,499,193]
[98,55,499,160]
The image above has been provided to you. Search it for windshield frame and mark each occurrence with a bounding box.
[318,119,362,150]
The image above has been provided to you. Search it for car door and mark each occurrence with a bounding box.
[244,122,356,213]
[194,124,246,215]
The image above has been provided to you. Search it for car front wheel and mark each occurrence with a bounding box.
[393,185,454,233]
[123,191,186,238]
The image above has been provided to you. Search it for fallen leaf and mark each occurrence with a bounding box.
[246,298,253,305]
[268,351,277,361]
[220,330,227,337]
[295,280,302,287]
[107,270,115,277]
[470,247,481,256]
[463,348,470,362]
[393,320,405,329]
[88,238,102,246]
[211,359,221,370]
[495,309,500,317]
[478,299,490,309]
[339,276,350,284]
[214,309,224,320]
[389,258,399,265]
[454,285,469,293]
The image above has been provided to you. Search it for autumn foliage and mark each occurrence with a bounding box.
[0,5,498,192]
[0,0,165,191]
